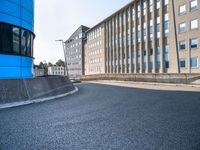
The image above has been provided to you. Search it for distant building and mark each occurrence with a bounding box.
[48,66,64,76]
[34,65,45,77]
[84,0,200,75]
[64,25,90,78]
[84,23,105,75]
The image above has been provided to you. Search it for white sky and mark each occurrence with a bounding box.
[34,0,132,64]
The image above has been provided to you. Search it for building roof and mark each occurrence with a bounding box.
[64,25,90,43]
[86,0,134,33]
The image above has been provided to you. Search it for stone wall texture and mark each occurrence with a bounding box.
[0,76,74,104]
[77,74,200,85]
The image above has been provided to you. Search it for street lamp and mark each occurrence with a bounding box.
[55,39,69,77]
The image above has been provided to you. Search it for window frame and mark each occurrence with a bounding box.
[190,19,198,31]
[190,57,198,68]
[179,4,186,16]
[190,0,198,12]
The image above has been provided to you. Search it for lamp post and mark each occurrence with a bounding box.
[55,39,69,77]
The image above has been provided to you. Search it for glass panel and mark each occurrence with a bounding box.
[12,27,20,54]
[190,38,198,48]
[27,32,31,56]
[179,5,186,15]
[190,0,198,11]
[0,24,12,53]
[21,29,27,55]
[190,19,198,30]
[191,58,198,68]
[180,40,186,50]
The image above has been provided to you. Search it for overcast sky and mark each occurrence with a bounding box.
[34,0,132,64]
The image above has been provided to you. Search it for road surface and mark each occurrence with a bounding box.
[0,83,200,150]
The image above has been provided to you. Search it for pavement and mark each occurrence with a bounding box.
[86,80,200,92]
[0,83,200,150]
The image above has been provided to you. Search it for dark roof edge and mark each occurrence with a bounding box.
[64,25,90,43]
[86,0,134,33]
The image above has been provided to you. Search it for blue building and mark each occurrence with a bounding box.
[0,0,35,78]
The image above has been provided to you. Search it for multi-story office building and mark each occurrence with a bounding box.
[84,24,105,75]
[0,0,35,78]
[48,66,64,76]
[84,0,200,75]
[64,25,89,78]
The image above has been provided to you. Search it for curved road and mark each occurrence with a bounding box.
[0,83,200,150]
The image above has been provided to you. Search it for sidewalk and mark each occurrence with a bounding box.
[86,80,200,92]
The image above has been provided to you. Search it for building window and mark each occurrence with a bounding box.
[156,46,160,70]
[190,19,198,30]
[179,22,186,33]
[179,4,186,15]
[164,0,169,5]
[164,21,169,37]
[179,40,186,50]
[191,57,198,68]
[164,45,169,69]
[156,0,160,9]
[137,3,141,18]
[12,27,20,54]
[190,38,198,49]
[180,59,186,68]
[190,0,198,11]
[143,1,146,16]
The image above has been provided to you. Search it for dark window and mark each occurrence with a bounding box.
[179,40,186,50]
[165,61,169,68]
[0,24,12,53]
[12,27,20,54]
[0,23,34,57]
[180,59,186,68]
[150,48,153,55]
[190,38,198,49]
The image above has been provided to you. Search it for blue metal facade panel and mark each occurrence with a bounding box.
[0,0,34,78]
[0,55,33,78]
[0,0,34,32]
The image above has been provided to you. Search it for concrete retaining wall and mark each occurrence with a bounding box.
[0,76,75,104]
[77,74,200,85]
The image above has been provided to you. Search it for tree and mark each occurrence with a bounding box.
[56,59,65,67]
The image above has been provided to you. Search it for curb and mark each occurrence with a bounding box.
[86,80,200,92]
[87,80,200,88]
[0,86,79,110]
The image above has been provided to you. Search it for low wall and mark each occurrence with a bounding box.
[0,76,75,104]
[77,74,200,85]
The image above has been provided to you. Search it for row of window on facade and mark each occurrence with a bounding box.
[89,49,102,56]
[179,38,198,50]
[67,61,82,66]
[89,57,101,64]
[180,58,199,69]
[179,19,198,33]
[105,44,169,73]
[66,54,82,61]
[87,26,103,41]
[105,11,169,47]
[66,41,82,49]
[0,23,34,57]
[88,66,103,73]
[179,0,198,16]
[67,49,82,55]
[115,0,168,26]
[88,40,102,49]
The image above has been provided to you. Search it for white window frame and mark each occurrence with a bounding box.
[190,19,198,30]
[179,4,186,15]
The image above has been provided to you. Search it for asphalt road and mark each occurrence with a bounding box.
[0,83,200,150]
